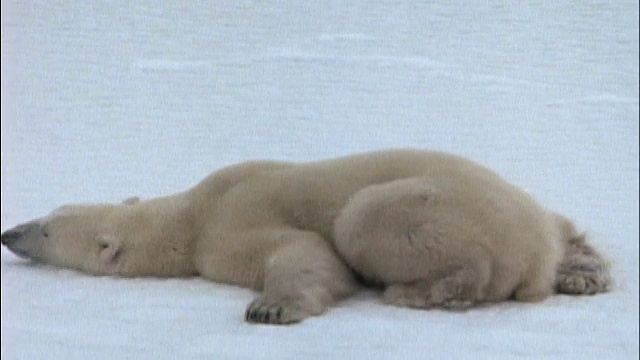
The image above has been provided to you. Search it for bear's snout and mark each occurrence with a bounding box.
[1,227,29,246]
[1,222,43,259]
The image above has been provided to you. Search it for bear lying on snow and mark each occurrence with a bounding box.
[1,149,612,324]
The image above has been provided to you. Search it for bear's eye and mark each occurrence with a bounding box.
[99,242,109,250]
[43,230,49,238]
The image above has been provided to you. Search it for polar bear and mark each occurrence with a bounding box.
[1,149,611,324]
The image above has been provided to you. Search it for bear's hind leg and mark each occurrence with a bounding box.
[381,260,492,310]
[512,252,558,302]
[245,230,360,325]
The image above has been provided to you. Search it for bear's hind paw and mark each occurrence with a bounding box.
[555,263,612,295]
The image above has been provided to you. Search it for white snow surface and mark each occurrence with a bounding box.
[1,1,638,359]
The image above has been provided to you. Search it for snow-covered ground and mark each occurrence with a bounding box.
[1,1,638,359]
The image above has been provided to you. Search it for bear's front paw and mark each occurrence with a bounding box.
[244,297,310,325]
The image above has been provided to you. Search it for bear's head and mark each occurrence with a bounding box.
[1,197,196,277]
[1,204,125,275]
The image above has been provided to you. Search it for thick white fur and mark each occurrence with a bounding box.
[1,149,611,324]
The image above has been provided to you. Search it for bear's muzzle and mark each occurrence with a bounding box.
[1,222,42,259]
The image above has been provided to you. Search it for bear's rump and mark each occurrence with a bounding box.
[332,176,551,292]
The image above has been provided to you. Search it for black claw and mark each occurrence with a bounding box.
[245,302,299,324]
[247,309,258,322]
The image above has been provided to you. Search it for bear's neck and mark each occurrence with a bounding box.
[127,193,199,277]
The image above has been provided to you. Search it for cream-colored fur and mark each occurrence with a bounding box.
[0,149,611,325]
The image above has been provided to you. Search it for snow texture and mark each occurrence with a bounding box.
[1,1,638,359]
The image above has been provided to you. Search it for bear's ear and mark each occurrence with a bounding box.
[96,235,121,264]
[122,196,140,205]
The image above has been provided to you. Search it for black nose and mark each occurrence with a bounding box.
[1,229,23,246]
